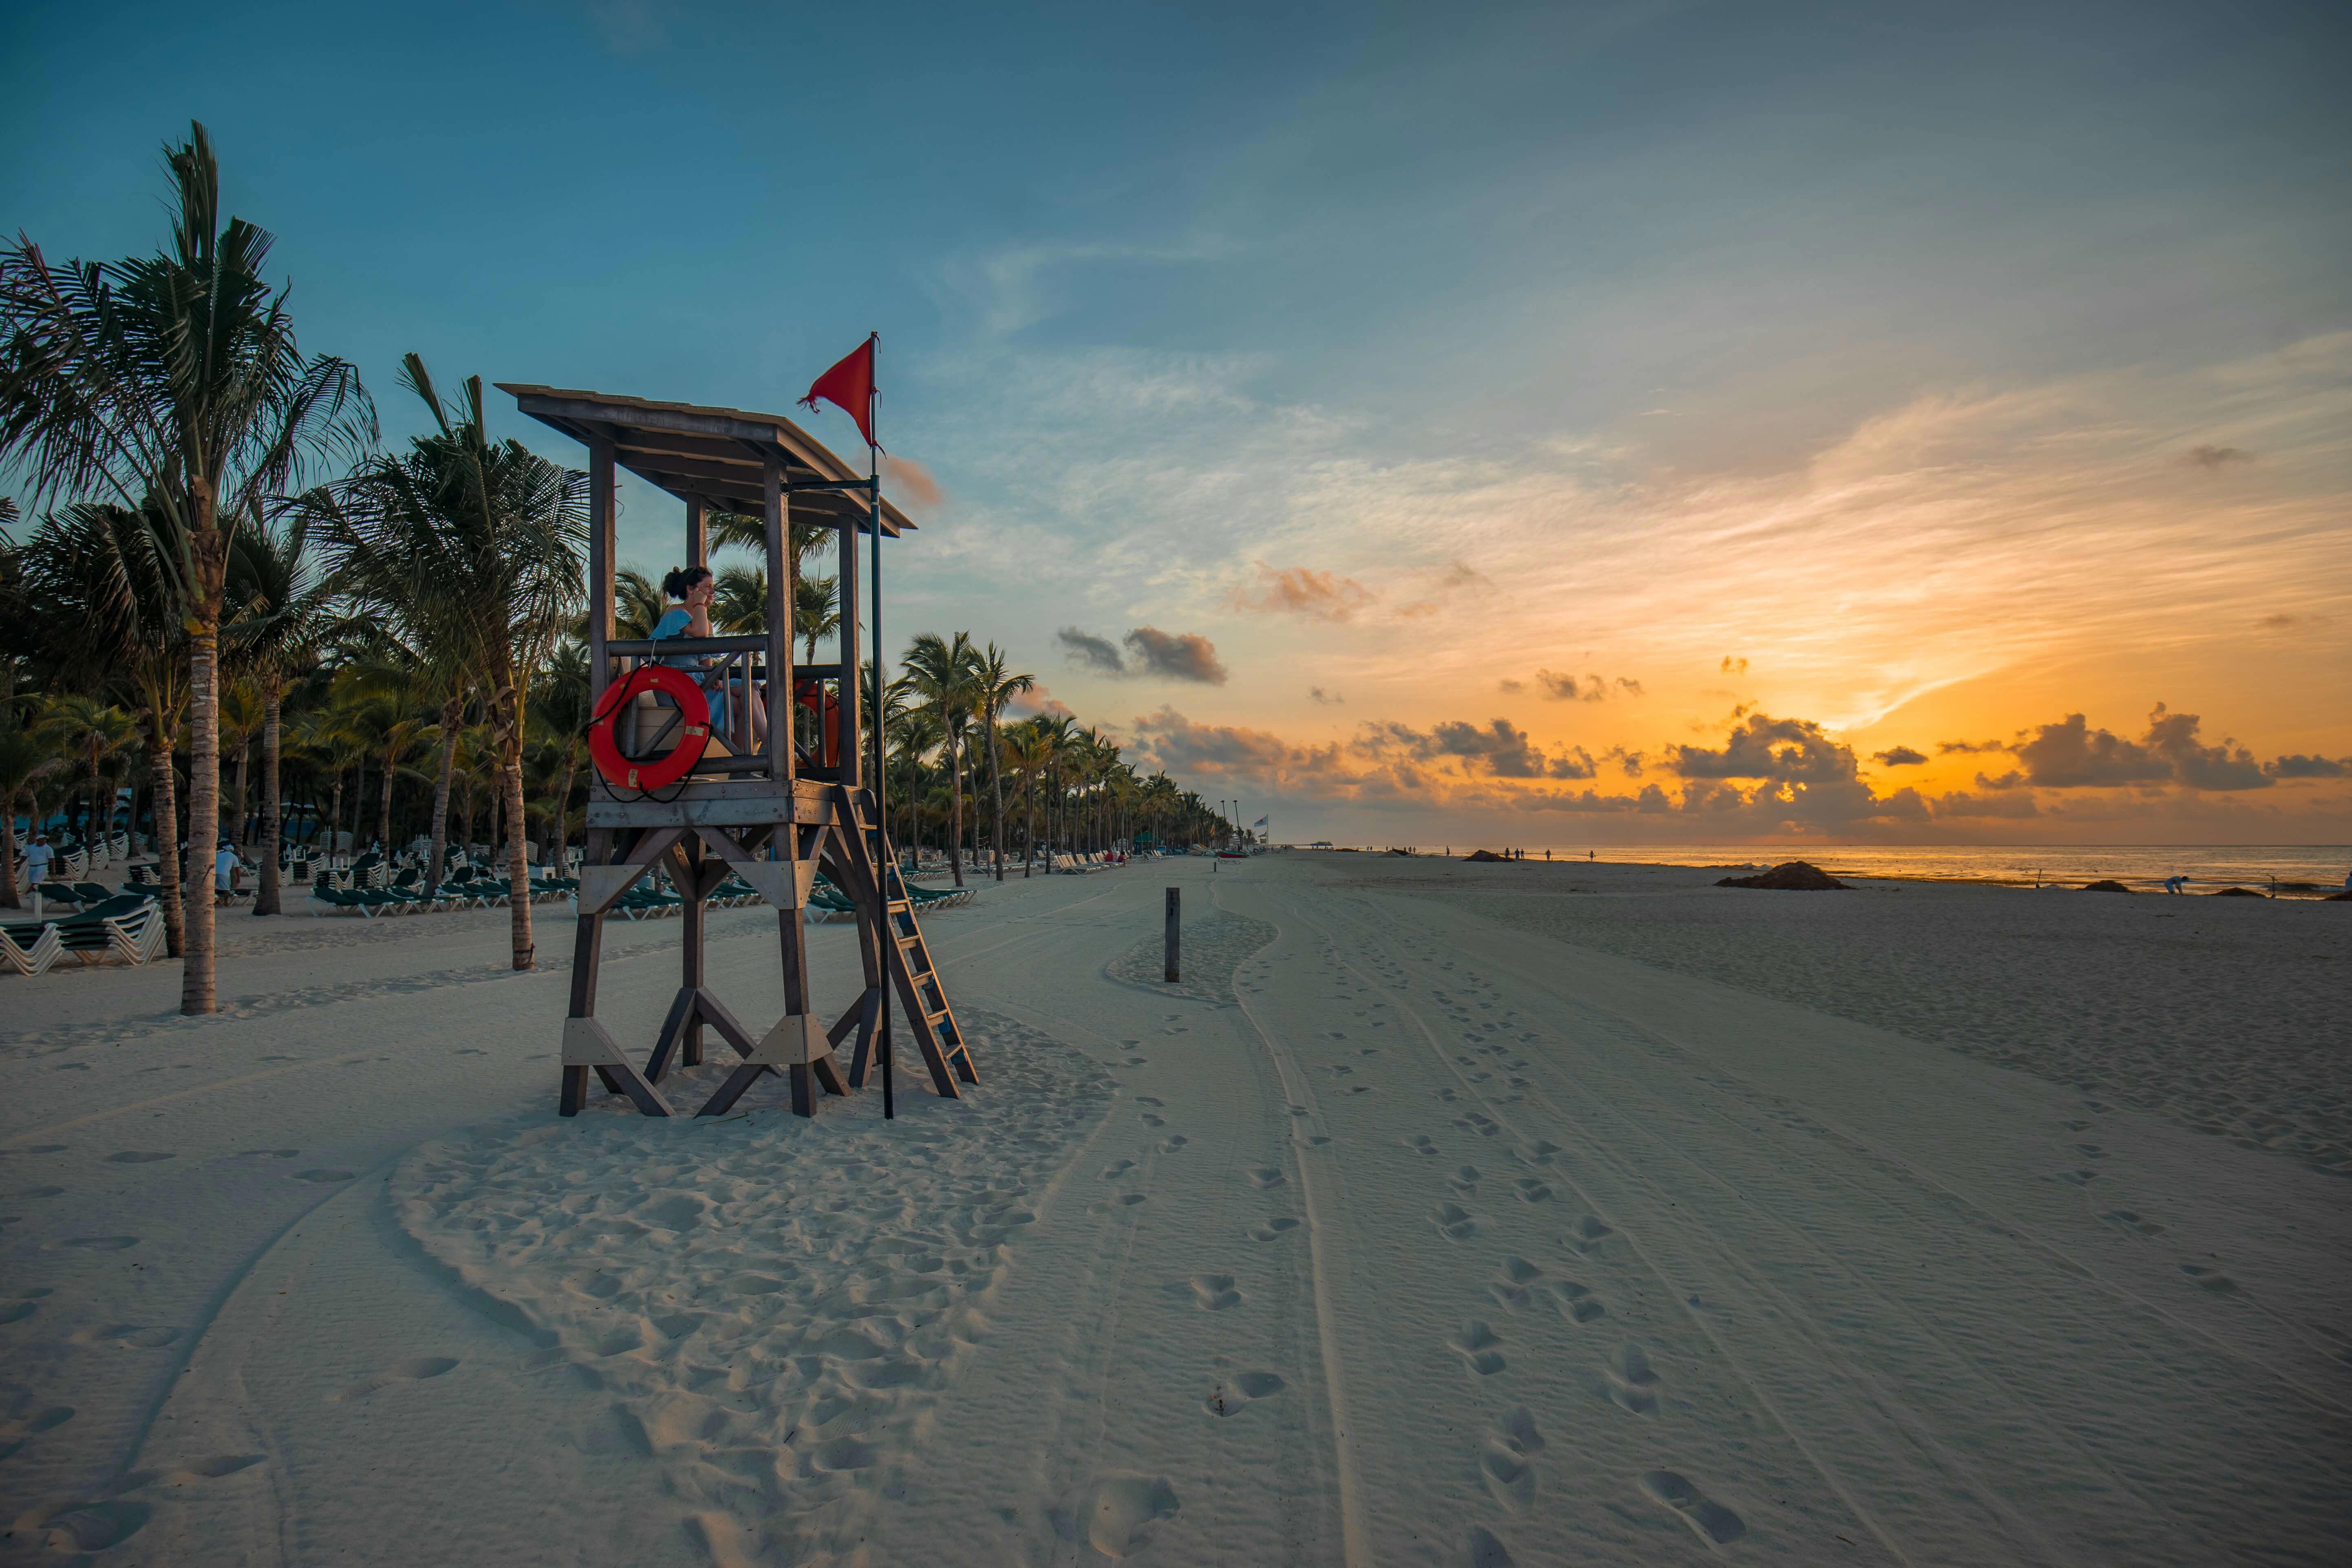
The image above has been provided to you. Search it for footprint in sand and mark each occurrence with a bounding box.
[1103,1160,1136,1180]
[1511,1178,1551,1203]
[1247,1217,1300,1242]
[1638,1470,1746,1544]
[1480,1441,1534,1511]
[2100,1209,2165,1237]
[1204,1370,1286,1418]
[1566,1215,1616,1254]
[1516,1141,1562,1165]
[1448,1319,1507,1375]
[71,1325,183,1349]
[1605,1343,1660,1414]
[0,1405,75,1462]
[1488,1257,1543,1311]
[45,1235,138,1252]
[1547,1280,1606,1324]
[0,1300,39,1324]
[1246,1166,1286,1188]
[12,1186,65,1199]
[1135,1096,1164,1106]
[1119,1193,1148,1206]
[1467,1524,1516,1566]
[1187,1273,1244,1311]
[2054,1169,2100,1186]
[1450,1165,1483,1193]
[2074,1144,2107,1160]
[24,1500,150,1553]
[1160,1136,1188,1153]
[330,1356,459,1403]
[1141,1114,1166,1127]
[1430,1202,1481,1242]
[295,1169,355,1183]
[1083,1473,1182,1559]
[104,1151,175,1164]
[1350,1085,1372,1094]
[2179,1263,2238,1293]
[1498,1405,1545,1453]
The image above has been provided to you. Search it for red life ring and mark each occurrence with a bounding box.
[589,666,713,792]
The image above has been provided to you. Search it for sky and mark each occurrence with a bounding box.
[7,0,2349,845]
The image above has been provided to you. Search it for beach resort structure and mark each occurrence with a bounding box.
[503,386,974,1120]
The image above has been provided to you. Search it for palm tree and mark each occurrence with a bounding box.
[217,680,265,845]
[0,121,373,1012]
[224,505,339,913]
[612,567,665,640]
[530,638,591,876]
[39,694,136,860]
[15,501,193,951]
[998,720,1051,877]
[322,355,582,968]
[972,643,1034,882]
[795,573,840,665]
[0,709,62,907]
[712,565,767,634]
[899,632,981,885]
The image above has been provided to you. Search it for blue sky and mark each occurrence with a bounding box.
[7,0,2348,841]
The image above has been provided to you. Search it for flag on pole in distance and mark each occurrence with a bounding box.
[800,334,879,449]
[1253,816,1269,829]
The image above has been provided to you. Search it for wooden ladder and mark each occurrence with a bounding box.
[829,785,979,1096]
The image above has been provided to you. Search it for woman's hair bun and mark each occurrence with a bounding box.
[662,566,713,600]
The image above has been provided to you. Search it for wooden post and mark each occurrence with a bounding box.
[587,440,616,708]
[763,459,791,785]
[685,494,706,571]
[680,834,705,1065]
[1165,886,1180,982]
[837,511,861,785]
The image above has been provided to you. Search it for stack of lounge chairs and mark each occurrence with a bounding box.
[0,893,166,975]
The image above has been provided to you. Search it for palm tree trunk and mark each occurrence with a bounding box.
[549,743,579,880]
[1,790,20,909]
[148,728,184,960]
[182,616,221,1015]
[1023,770,1036,878]
[988,719,1007,882]
[426,697,460,890]
[254,677,285,915]
[946,733,965,887]
[377,745,396,857]
[498,681,535,970]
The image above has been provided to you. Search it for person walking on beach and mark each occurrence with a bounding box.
[24,833,53,891]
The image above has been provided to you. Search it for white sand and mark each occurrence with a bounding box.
[2,856,2345,1566]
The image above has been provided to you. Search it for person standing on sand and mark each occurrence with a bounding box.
[2162,875,2187,895]
[24,833,53,891]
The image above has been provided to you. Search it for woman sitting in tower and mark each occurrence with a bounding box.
[650,566,766,745]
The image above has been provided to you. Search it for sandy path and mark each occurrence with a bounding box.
[4,857,2345,1566]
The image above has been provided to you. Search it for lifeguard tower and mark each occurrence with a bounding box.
[501,385,975,1119]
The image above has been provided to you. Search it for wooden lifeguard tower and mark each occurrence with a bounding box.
[500,385,976,1119]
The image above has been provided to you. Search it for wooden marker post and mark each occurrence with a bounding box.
[1165,887,1180,982]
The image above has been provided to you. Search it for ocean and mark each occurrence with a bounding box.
[1384,843,2352,897]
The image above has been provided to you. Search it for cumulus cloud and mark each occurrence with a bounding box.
[1123,626,1229,684]
[1006,681,1075,721]
[1668,712,1858,783]
[1055,625,1230,684]
[2264,753,2349,779]
[1056,626,1127,674]
[1615,677,1645,697]
[1937,738,2005,754]
[1360,718,1551,778]
[1308,686,1343,705]
[1536,670,1602,702]
[1228,562,1374,622]
[1873,746,1929,767]
[2000,706,2270,791]
[1720,655,1748,675]
[1126,707,1356,791]
[1604,745,1645,776]
[2185,444,2254,469]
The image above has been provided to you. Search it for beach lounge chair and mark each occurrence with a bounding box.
[39,895,164,965]
[0,919,64,975]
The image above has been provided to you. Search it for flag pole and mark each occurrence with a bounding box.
[869,333,893,1121]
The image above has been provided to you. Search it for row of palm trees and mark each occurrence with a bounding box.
[0,119,1243,1015]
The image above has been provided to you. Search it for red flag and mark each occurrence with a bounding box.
[799,334,879,449]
